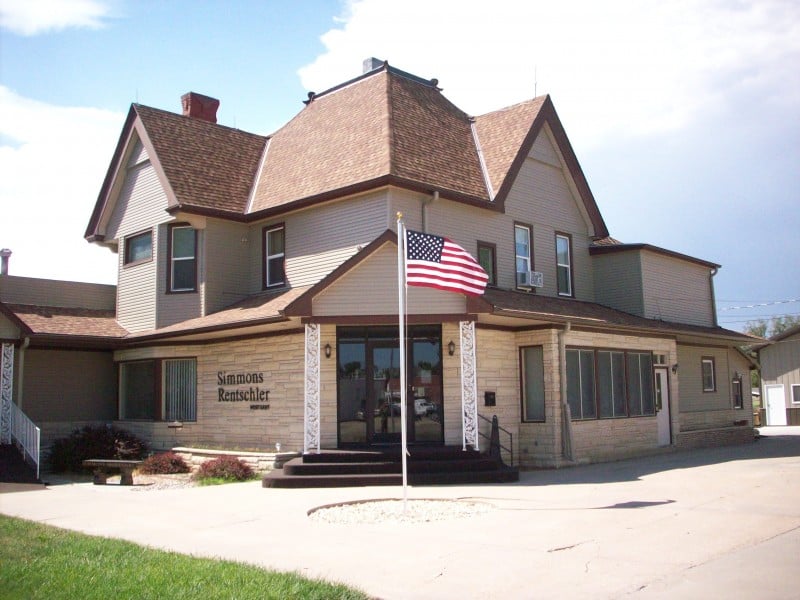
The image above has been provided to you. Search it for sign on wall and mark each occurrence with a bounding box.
[217,371,270,410]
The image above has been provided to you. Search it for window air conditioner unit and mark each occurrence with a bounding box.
[517,271,544,289]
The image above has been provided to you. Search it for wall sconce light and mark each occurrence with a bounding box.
[448,340,455,356]
[324,343,331,358]
[671,363,679,374]
[734,371,741,379]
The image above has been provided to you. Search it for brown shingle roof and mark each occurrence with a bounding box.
[249,68,489,214]
[473,97,547,196]
[480,288,756,342]
[126,286,309,340]
[3,304,128,339]
[135,105,266,215]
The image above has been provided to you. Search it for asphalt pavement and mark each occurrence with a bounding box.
[2,427,799,599]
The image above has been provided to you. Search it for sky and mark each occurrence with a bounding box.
[0,0,798,333]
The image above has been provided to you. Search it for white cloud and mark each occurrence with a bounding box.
[299,0,800,149]
[0,0,113,36]
[0,86,122,283]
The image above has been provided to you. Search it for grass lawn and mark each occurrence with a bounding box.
[0,514,368,600]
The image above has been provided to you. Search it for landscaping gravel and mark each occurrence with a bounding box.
[308,498,491,524]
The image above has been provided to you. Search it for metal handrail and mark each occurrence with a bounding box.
[10,402,40,480]
[477,413,513,467]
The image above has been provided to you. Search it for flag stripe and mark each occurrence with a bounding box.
[404,230,488,296]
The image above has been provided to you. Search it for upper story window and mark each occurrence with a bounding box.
[123,230,152,266]
[477,241,497,287]
[514,223,532,288]
[556,233,573,297]
[263,224,286,288]
[168,224,197,293]
[701,357,716,392]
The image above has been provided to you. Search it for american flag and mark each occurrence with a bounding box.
[405,229,488,296]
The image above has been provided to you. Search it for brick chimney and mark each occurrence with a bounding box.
[1,248,11,276]
[181,92,219,123]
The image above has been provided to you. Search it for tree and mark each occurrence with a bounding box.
[744,315,800,338]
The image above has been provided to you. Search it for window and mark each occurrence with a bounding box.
[566,348,655,420]
[168,224,196,292]
[732,377,744,409]
[477,241,497,286]
[521,346,545,421]
[514,223,531,287]
[701,357,716,392]
[555,233,573,297]
[598,351,626,417]
[124,230,152,265]
[264,224,285,288]
[792,384,800,404]
[163,359,197,421]
[627,352,655,415]
[566,349,596,419]
[119,361,156,420]
[119,358,197,422]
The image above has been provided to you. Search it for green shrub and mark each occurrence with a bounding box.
[139,451,190,475]
[194,455,254,482]
[48,425,148,473]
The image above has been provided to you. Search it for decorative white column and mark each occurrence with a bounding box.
[303,323,321,454]
[1,343,13,444]
[459,320,479,451]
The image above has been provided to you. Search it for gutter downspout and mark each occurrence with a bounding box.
[421,191,438,233]
[559,322,574,462]
[16,337,29,409]
[709,267,719,327]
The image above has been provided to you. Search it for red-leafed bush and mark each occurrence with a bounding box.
[194,455,254,482]
[139,451,190,475]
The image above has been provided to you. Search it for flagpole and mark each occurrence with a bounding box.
[396,213,409,513]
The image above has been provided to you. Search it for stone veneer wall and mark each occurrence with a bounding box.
[114,331,307,452]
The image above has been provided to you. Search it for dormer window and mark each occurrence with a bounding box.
[264,223,285,288]
[168,224,196,293]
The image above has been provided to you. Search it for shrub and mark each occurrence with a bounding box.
[194,455,254,482]
[48,425,148,473]
[139,452,190,475]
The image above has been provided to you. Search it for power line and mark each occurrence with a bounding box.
[718,299,799,311]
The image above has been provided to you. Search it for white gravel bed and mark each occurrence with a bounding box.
[308,498,491,524]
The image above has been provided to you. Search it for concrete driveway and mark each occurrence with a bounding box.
[2,427,799,599]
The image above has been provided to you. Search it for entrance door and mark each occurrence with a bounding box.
[765,384,787,426]
[654,368,671,446]
[370,342,402,444]
[336,326,444,446]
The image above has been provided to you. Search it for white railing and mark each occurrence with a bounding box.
[11,402,40,480]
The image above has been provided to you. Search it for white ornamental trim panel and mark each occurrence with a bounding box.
[459,320,479,451]
[1,343,13,444]
[304,323,321,454]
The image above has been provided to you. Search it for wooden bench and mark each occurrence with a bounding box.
[82,459,143,486]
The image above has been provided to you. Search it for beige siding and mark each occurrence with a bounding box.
[676,344,733,413]
[313,244,465,316]
[592,252,644,315]
[531,130,560,167]
[109,162,170,332]
[129,139,149,166]
[641,251,715,326]
[21,349,116,422]
[761,332,800,408]
[0,313,20,338]
[204,219,251,314]
[0,275,116,310]
[248,192,390,293]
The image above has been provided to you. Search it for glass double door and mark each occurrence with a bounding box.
[337,326,443,446]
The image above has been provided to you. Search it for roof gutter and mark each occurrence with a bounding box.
[421,191,438,233]
[558,322,574,462]
[710,267,719,327]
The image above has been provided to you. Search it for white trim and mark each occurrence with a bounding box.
[470,119,495,201]
[303,323,321,454]
[459,320,478,451]
[245,137,270,215]
[791,383,800,405]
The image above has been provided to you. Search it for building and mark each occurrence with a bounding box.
[1,59,756,471]
[758,324,800,425]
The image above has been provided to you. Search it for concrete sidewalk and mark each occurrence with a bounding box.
[2,428,800,599]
